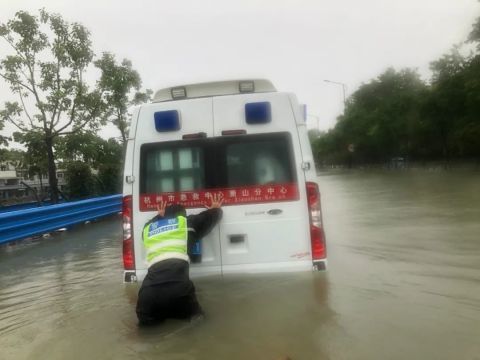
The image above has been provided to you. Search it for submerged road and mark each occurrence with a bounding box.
[1,171,479,360]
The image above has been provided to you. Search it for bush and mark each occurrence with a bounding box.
[97,163,122,195]
[65,162,96,199]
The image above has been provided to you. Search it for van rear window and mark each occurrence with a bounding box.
[139,132,298,210]
[225,139,292,187]
[144,147,204,193]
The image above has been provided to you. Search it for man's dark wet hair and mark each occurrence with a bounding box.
[164,204,186,218]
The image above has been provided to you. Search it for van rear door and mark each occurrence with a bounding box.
[133,99,222,277]
[212,94,312,272]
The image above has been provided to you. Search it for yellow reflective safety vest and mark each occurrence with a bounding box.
[143,216,189,266]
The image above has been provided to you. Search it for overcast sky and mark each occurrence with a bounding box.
[1,0,479,141]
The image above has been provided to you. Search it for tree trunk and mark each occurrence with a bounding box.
[39,172,44,197]
[45,136,59,203]
[120,128,127,145]
[20,181,40,204]
[119,118,127,145]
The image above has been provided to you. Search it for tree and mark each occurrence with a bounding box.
[12,131,51,194]
[95,137,123,166]
[313,11,480,166]
[95,137,123,194]
[468,11,480,51]
[97,163,122,194]
[0,119,8,147]
[65,161,95,199]
[56,131,122,167]
[322,68,427,164]
[57,132,123,194]
[423,47,469,162]
[56,130,104,165]
[0,147,25,167]
[95,52,152,144]
[0,10,104,203]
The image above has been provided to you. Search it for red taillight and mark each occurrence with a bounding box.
[310,224,326,260]
[306,182,326,260]
[122,195,135,270]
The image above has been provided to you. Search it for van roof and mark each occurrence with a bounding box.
[152,79,277,103]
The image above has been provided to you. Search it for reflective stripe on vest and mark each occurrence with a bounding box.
[143,216,188,263]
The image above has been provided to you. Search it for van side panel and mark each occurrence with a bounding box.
[123,107,140,198]
[289,94,327,269]
[288,94,317,182]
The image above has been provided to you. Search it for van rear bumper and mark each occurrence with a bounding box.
[124,260,327,283]
[221,260,327,274]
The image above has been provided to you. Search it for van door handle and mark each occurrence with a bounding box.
[229,235,245,244]
[267,209,283,215]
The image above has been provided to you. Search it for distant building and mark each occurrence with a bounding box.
[0,162,19,201]
[0,162,66,202]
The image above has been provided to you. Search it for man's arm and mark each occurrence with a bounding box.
[144,200,167,227]
[188,194,223,238]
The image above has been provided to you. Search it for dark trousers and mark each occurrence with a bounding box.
[136,259,202,326]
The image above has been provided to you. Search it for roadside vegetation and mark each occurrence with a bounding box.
[311,12,480,168]
[0,9,151,201]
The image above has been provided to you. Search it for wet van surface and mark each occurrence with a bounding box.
[212,94,312,273]
[123,80,326,281]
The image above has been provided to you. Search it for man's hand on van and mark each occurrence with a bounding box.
[206,193,223,209]
[156,200,167,217]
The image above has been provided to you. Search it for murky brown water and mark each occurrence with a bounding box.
[1,171,479,360]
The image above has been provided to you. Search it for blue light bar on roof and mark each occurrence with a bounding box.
[245,102,271,124]
[154,110,180,132]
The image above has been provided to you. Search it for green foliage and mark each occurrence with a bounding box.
[57,132,123,195]
[12,131,50,176]
[0,109,9,147]
[468,12,480,51]
[56,131,103,165]
[0,9,104,202]
[0,10,146,200]
[314,13,480,166]
[96,138,123,167]
[65,161,95,199]
[97,163,122,195]
[57,131,123,166]
[95,52,152,143]
[0,147,25,165]
[314,68,428,164]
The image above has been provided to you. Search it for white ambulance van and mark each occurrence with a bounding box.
[122,79,326,282]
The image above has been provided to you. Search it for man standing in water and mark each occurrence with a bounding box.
[136,195,223,326]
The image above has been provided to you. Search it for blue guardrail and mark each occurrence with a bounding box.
[0,195,122,245]
[0,200,66,214]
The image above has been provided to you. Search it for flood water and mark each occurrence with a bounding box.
[1,171,480,360]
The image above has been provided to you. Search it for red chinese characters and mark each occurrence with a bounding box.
[139,183,299,211]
